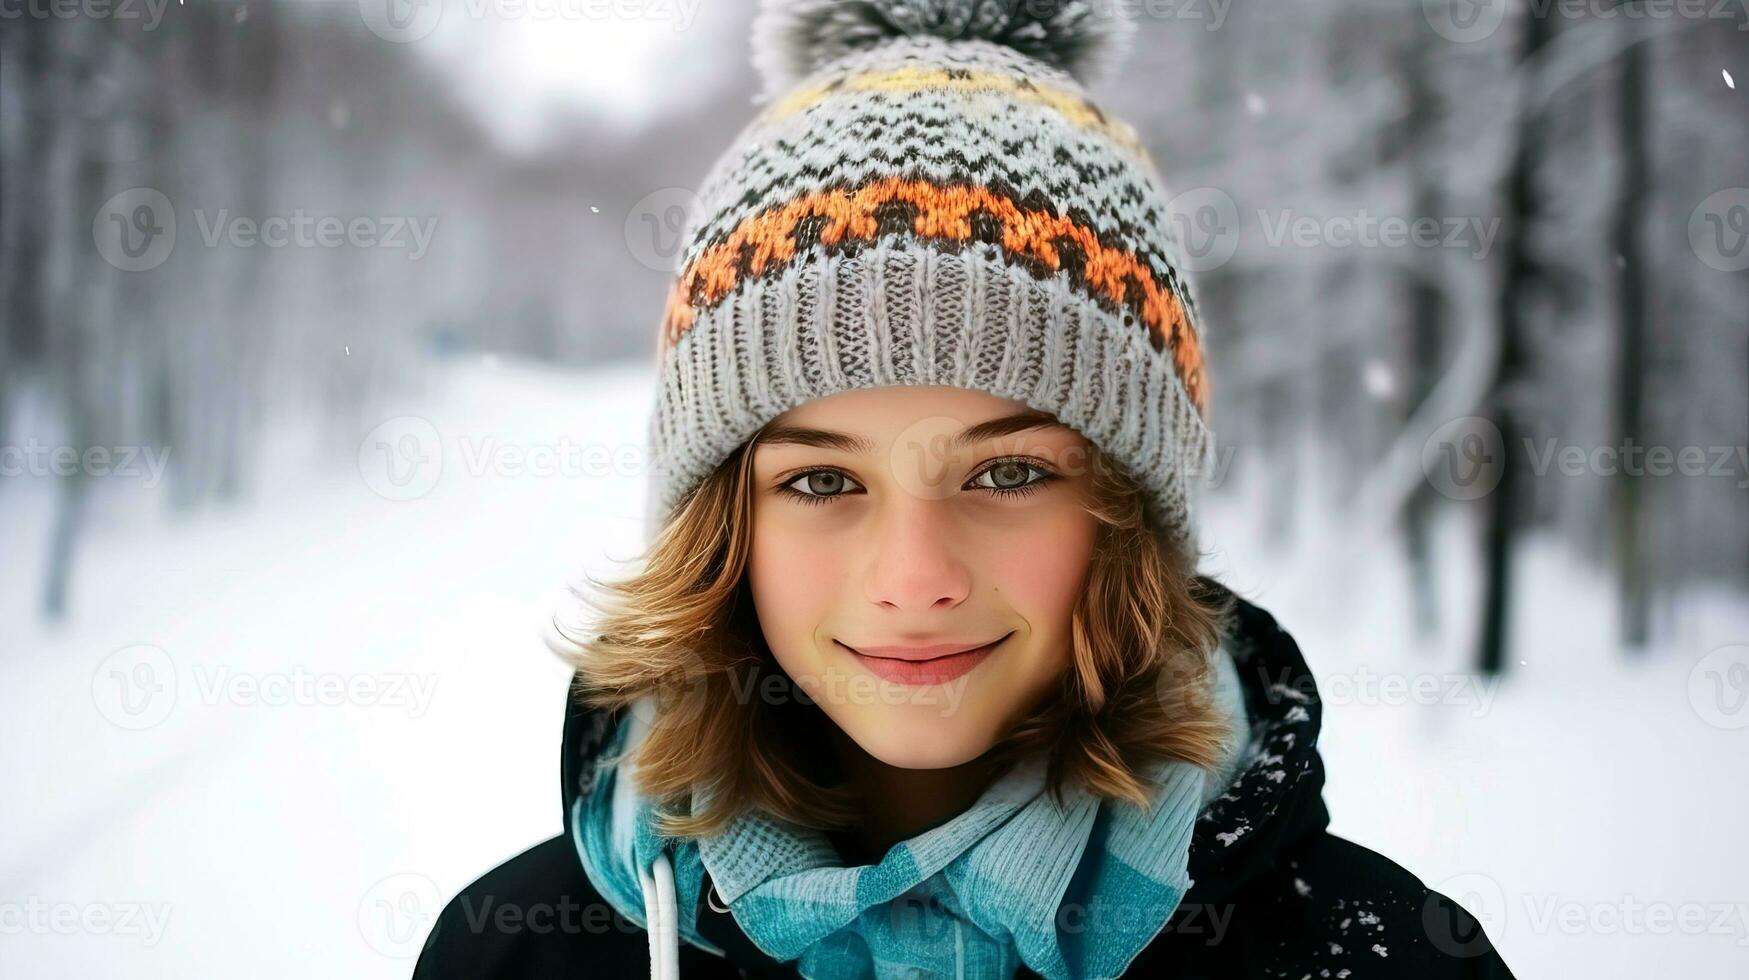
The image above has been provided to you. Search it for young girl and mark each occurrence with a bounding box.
[415,2,1515,977]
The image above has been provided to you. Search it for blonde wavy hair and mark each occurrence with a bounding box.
[556,421,1238,839]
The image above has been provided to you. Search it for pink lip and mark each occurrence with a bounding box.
[840,633,1011,686]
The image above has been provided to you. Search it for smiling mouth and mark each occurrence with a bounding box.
[837,632,1013,686]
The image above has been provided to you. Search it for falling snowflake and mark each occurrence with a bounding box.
[1371,944,1388,957]
[1363,359,1395,399]
[1294,877,1311,896]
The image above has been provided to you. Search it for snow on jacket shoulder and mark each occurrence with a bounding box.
[414,587,1517,979]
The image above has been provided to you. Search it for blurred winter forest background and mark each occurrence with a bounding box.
[3,1,1747,978]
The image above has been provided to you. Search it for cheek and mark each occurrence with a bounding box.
[978,505,1095,628]
[748,506,846,652]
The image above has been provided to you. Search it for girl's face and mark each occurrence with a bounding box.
[747,385,1098,770]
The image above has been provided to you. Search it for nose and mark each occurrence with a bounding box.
[862,495,972,613]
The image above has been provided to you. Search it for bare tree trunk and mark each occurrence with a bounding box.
[1,21,51,444]
[1402,28,1445,640]
[1612,26,1652,652]
[41,24,104,620]
[1478,4,1553,676]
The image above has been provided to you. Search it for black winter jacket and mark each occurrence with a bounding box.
[414,590,1517,978]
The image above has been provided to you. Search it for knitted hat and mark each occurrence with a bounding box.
[644,0,1215,554]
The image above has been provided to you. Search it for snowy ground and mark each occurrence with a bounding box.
[2,356,1745,978]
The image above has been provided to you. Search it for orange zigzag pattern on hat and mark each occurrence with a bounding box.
[659,176,1207,414]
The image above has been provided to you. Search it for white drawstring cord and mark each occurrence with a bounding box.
[638,853,680,980]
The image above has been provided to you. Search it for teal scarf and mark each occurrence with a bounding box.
[572,648,1248,979]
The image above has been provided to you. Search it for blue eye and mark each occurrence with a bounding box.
[968,459,1055,498]
[774,459,1057,506]
[778,469,865,504]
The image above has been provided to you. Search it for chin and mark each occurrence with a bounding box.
[840,708,1000,770]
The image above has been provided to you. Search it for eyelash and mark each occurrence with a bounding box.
[774,457,1059,507]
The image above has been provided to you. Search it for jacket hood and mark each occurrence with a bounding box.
[1180,592,1332,908]
[557,584,1332,974]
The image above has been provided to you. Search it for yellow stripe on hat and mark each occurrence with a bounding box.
[758,66,1154,167]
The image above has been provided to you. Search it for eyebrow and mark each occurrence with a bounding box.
[756,409,1071,455]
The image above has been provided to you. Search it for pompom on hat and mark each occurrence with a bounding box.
[749,0,1140,101]
[644,0,1216,556]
